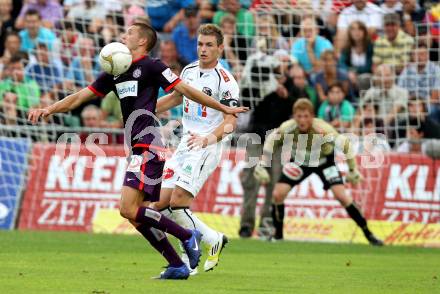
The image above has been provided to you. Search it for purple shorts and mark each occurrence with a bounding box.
[123,144,166,202]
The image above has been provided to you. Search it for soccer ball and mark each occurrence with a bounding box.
[99,42,132,76]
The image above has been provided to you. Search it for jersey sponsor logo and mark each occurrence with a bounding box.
[283,162,304,180]
[133,67,141,78]
[202,87,212,96]
[115,81,138,99]
[162,68,178,83]
[163,168,174,180]
[219,69,230,82]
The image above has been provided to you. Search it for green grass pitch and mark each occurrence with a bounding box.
[1,230,439,294]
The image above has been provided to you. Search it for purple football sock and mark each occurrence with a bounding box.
[135,207,192,242]
[136,224,183,267]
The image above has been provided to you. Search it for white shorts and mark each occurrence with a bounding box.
[161,136,223,196]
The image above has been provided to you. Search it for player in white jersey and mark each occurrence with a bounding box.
[154,24,239,273]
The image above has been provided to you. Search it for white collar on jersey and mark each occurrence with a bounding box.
[199,60,219,73]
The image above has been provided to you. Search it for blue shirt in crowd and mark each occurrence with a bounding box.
[19,27,57,53]
[291,36,333,72]
[172,24,198,64]
[146,0,194,31]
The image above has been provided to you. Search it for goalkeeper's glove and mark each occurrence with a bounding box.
[254,162,271,184]
[346,168,363,184]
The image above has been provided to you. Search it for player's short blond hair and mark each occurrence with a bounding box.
[133,22,157,52]
[293,98,314,115]
[198,24,223,46]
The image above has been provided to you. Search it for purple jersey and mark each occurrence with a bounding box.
[88,55,181,149]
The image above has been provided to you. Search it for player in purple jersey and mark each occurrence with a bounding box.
[28,22,247,280]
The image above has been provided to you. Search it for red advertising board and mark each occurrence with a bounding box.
[19,144,127,232]
[19,143,440,233]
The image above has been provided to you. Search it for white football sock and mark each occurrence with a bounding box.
[171,208,219,246]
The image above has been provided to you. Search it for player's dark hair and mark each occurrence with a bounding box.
[198,24,224,46]
[24,9,41,19]
[293,98,314,115]
[132,22,157,52]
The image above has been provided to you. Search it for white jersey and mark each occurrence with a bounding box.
[180,61,240,136]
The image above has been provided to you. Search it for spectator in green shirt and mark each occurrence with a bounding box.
[101,91,123,128]
[0,54,40,112]
[318,82,355,130]
[213,0,255,37]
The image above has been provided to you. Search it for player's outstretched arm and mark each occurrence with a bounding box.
[173,82,248,115]
[156,90,183,114]
[28,87,96,124]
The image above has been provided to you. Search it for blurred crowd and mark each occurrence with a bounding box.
[1,0,440,153]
